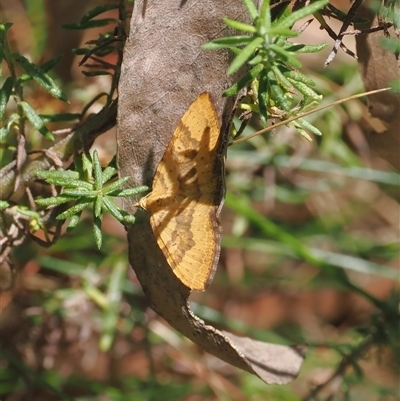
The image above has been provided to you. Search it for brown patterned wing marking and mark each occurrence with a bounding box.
[140,92,223,291]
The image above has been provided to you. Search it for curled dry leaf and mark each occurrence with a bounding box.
[117,0,306,385]
[355,1,400,170]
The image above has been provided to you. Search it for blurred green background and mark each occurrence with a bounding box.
[0,0,399,400]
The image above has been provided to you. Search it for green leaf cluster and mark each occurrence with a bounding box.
[35,151,148,249]
[203,0,329,139]
[63,4,127,79]
[1,3,132,251]
[62,4,121,30]
[0,23,71,143]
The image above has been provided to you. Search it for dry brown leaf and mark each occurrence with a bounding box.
[354,1,400,169]
[117,0,306,385]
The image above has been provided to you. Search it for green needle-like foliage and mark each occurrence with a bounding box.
[35,150,148,249]
[203,0,328,139]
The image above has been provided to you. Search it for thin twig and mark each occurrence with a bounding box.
[302,335,375,401]
[342,22,393,36]
[232,88,390,145]
[325,0,364,66]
